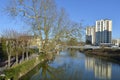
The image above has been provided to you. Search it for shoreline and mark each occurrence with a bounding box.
[79,48,120,61]
[2,52,56,80]
[1,54,45,80]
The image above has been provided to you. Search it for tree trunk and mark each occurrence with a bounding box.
[8,54,11,68]
[26,51,29,60]
[22,51,24,61]
[16,53,18,64]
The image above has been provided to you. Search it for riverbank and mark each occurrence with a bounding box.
[14,49,120,80]
[1,54,48,80]
[80,48,120,61]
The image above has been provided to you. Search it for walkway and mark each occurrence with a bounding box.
[67,45,100,49]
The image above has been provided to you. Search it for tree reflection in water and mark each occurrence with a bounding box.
[20,50,120,80]
[30,61,64,80]
[30,50,83,80]
[68,49,77,58]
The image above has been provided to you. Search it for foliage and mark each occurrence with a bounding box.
[67,38,78,46]
[0,38,7,60]
[86,40,92,45]
[4,55,43,80]
[29,48,39,54]
[1,38,7,53]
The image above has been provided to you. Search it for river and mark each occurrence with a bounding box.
[20,49,120,80]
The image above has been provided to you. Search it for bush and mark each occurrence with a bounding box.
[67,38,78,46]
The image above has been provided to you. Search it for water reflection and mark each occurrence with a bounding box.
[85,57,112,79]
[30,61,64,80]
[30,51,83,80]
[68,49,77,57]
[21,50,120,80]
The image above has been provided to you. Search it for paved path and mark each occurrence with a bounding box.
[67,45,100,49]
[66,45,120,50]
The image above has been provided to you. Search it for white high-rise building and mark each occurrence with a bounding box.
[86,19,112,45]
[95,19,112,45]
[86,26,96,44]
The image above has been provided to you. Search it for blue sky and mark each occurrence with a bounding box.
[55,0,120,39]
[0,0,120,39]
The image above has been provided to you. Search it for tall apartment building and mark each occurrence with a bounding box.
[86,26,96,44]
[95,19,112,45]
[86,19,112,45]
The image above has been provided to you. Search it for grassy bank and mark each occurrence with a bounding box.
[80,48,120,61]
[3,54,46,80]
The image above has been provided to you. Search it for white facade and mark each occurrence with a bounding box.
[116,39,120,46]
[86,19,112,45]
[86,26,96,44]
[96,20,112,32]
[112,39,120,46]
[91,27,96,44]
[95,19,112,44]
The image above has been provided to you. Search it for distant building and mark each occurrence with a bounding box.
[86,26,96,44]
[19,35,42,52]
[116,39,120,46]
[112,39,120,47]
[86,19,112,46]
[95,19,112,45]
[30,37,42,52]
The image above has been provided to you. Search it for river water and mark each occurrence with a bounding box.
[20,49,120,80]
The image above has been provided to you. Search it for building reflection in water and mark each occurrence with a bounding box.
[85,57,112,79]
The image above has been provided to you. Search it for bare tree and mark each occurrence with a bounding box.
[20,39,25,61]
[17,32,31,61]
[2,29,32,66]
[5,40,13,68]
[1,29,20,68]
[6,0,83,55]
[13,39,21,64]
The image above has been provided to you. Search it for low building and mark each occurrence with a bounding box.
[19,35,42,52]
[30,37,42,52]
[112,39,120,47]
[100,43,112,47]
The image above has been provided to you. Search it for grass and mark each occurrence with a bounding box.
[3,54,45,80]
